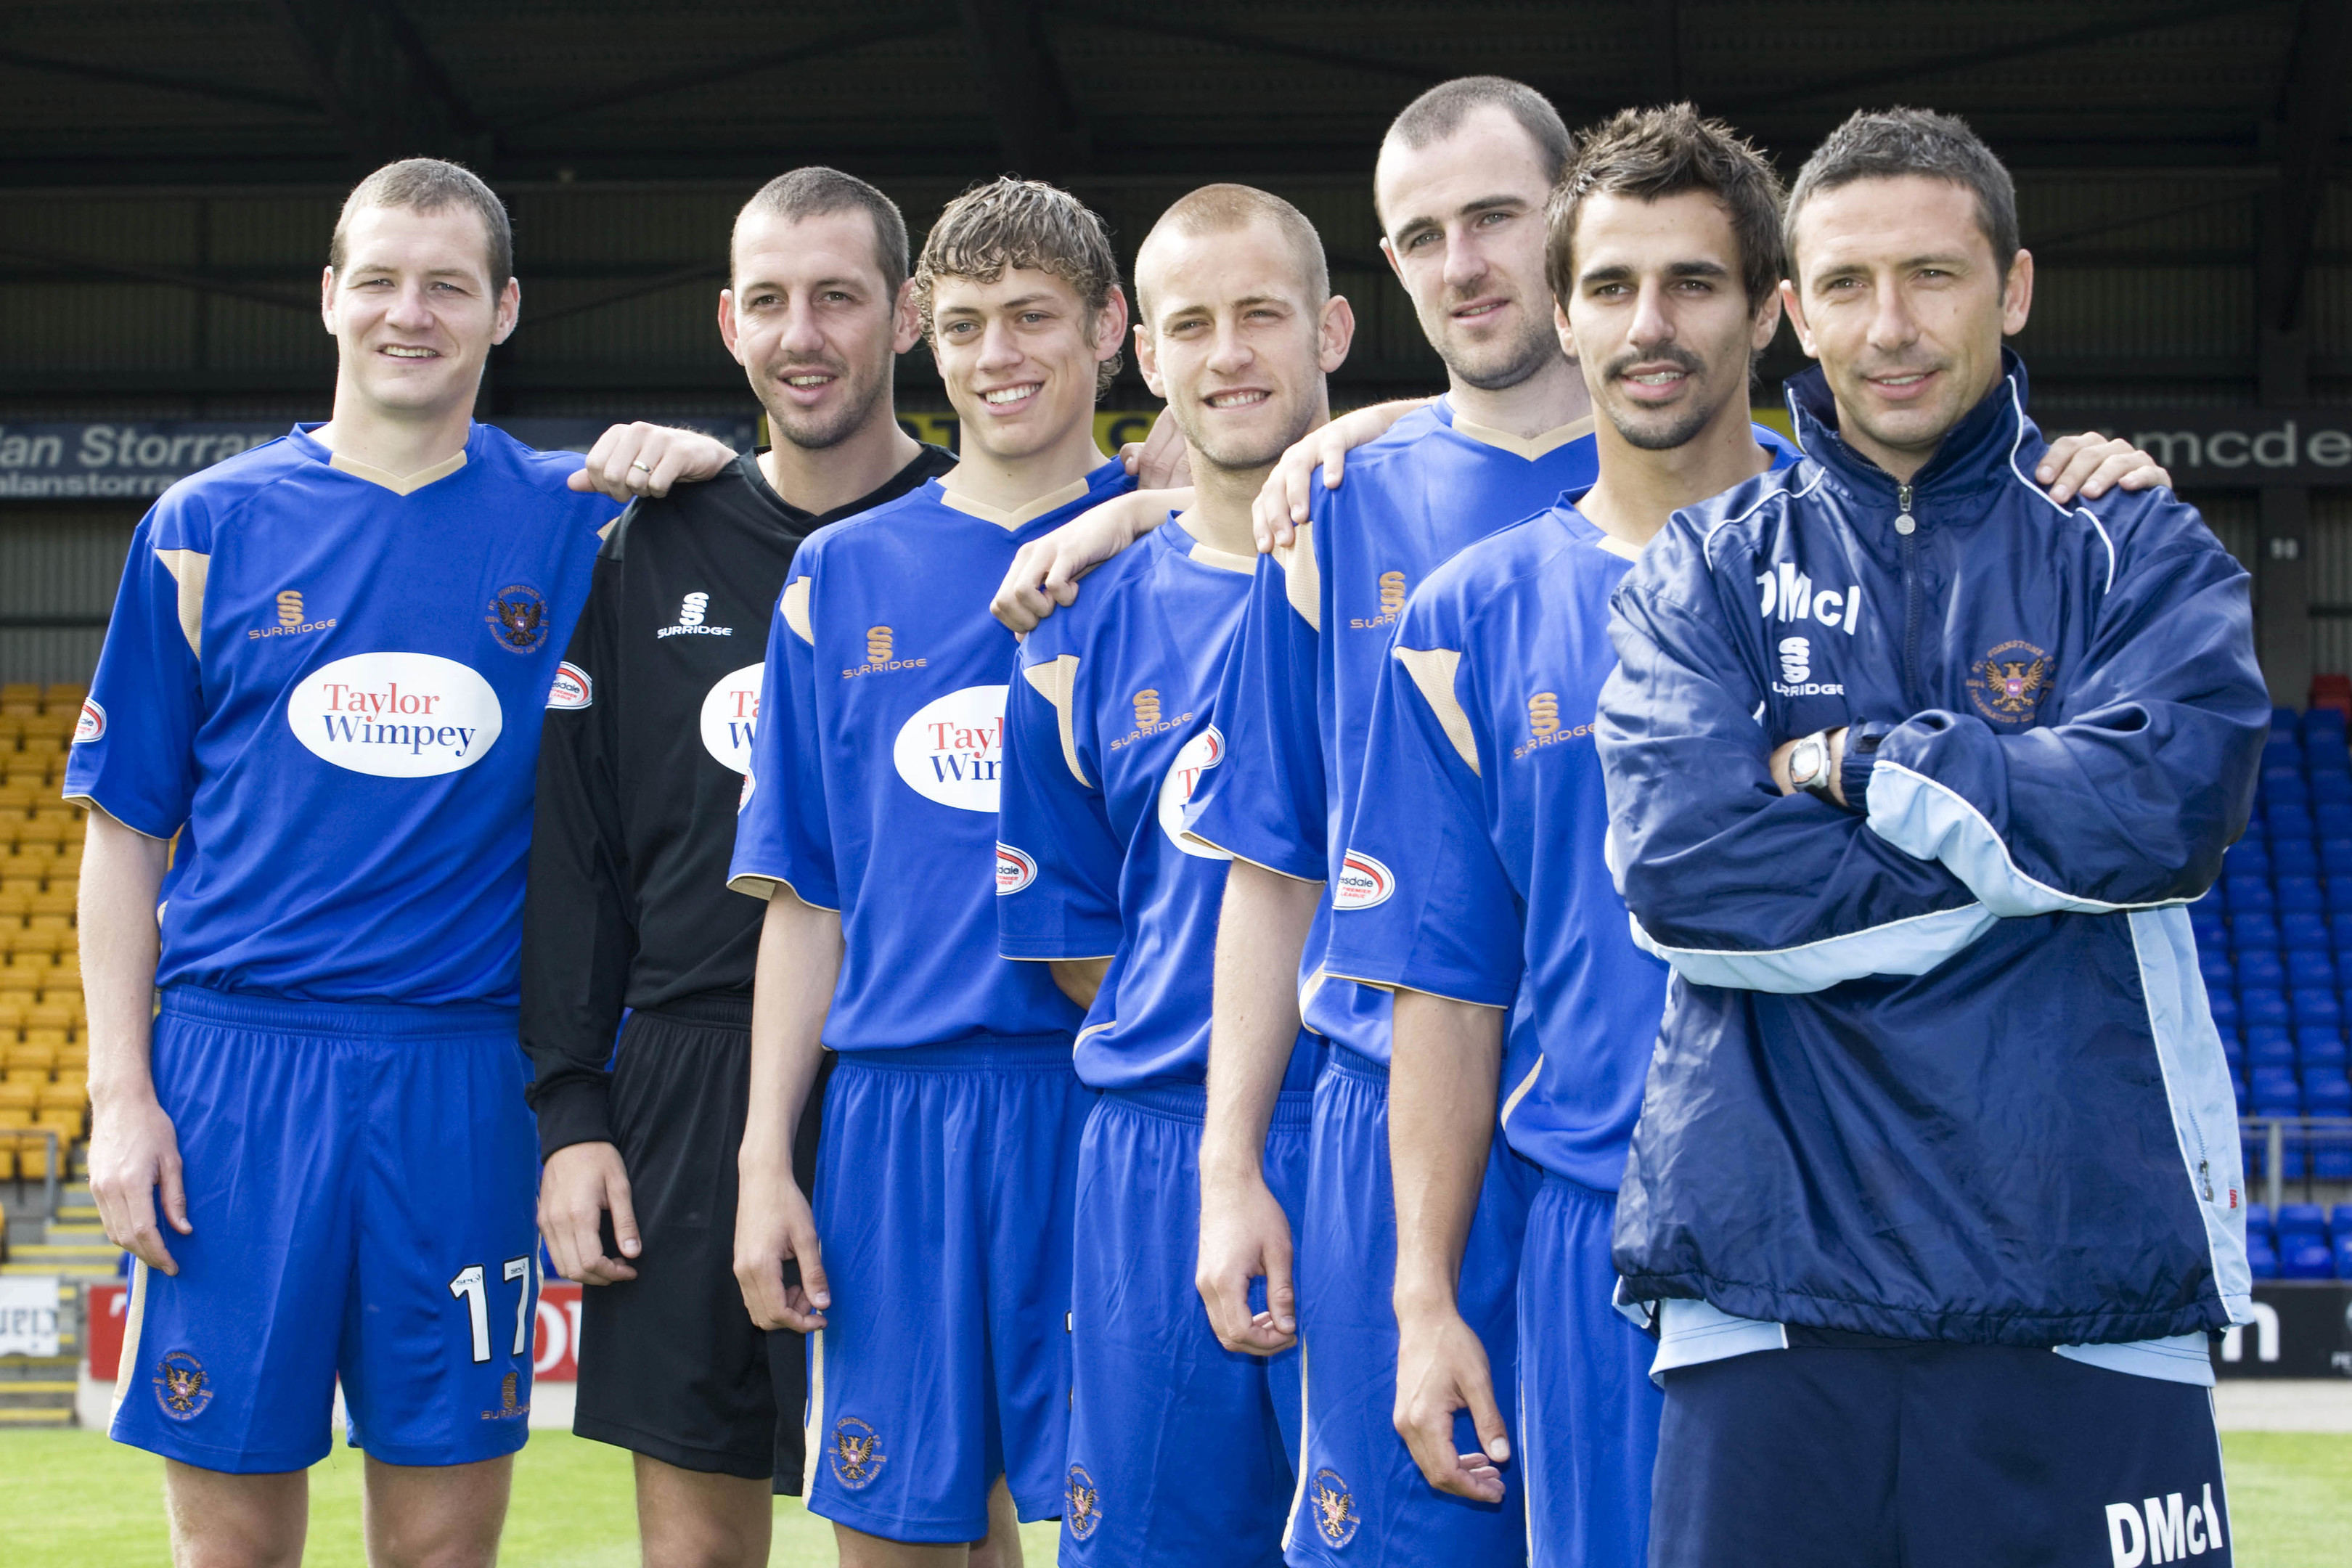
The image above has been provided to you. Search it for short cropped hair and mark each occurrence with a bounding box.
[1785,107,2020,276]
[1385,76,1576,186]
[1546,103,1786,311]
[736,166,910,295]
[1136,184,1328,321]
[330,158,511,286]
[916,178,1124,395]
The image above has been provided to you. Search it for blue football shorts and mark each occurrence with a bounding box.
[1285,1045,1538,1567]
[110,986,541,1473]
[800,1037,1090,1543]
[1061,1082,1312,1568]
[1519,1172,1661,1568]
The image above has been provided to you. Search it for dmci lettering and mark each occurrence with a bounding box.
[893,685,1009,812]
[1756,561,1863,634]
[2104,1482,2226,1567]
[700,664,764,773]
[286,653,504,779]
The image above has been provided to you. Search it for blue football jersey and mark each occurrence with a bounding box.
[728,463,1134,1053]
[1181,399,1602,1065]
[997,516,1320,1093]
[1323,467,1803,1187]
[62,423,618,1005]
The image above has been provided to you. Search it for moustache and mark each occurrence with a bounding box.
[1604,346,1705,381]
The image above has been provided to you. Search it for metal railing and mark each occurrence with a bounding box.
[2239,1115,2352,1212]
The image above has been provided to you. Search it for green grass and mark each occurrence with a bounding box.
[0,1427,2342,1565]
[0,1429,1061,1567]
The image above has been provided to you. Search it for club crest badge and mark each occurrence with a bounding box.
[486,584,550,653]
[830,1416,887,1490]
[1310,1467,1359,1547]
[1065,1464,1101,1539]
[153,1350,212,1421]
[1966,639,2054,724]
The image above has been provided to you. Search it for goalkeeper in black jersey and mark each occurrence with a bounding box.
[519,167,955,1568]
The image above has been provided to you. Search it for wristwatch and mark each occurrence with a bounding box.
[1786,729,1840,807]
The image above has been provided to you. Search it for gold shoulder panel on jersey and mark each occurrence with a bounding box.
[1392,645,1479,776]
[1188,540,1256,576]
[1273,518,1320,632]
[780,579,814,645]
[154,548,210,656]
[1020,653,1091,787]
[328,448,467,496]
[938,474,1093,531]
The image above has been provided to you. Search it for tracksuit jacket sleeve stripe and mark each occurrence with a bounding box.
[1862,542,2266,915]
[1597,534,1991,995]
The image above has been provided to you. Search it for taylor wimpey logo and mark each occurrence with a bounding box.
[700,664,763,773]
[844,624,926,678]
[657,590,733,640]
[1351,569,1408,630]
[891,685,1007,811]
[285,652,504,777]
[248,587,335,641]
[1157,726,1230,859]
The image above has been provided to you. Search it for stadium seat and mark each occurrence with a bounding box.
[2292,987,2341,1026]
[2264,769,2310,806]
[2247,1026,2298,1067]
[2200,948,2236,987]
[2242,989,2291,1028]
[2280,1230,2334,1278]
[2314,775,2352,808]
[2320,1146,2352,1181]
[2223,839,2271,878]
[2271,804,2318,839]
[2277,875,2326,914]
[2273,838,2321,877]
[2288,950,2336,987]
[2302,1030,2348,1068]
[2225,875,2275,912]
[2263,730,2302,761]
[2235,950,2286,987]
[2279,912,2325,951]
[2208,991,2241,1029]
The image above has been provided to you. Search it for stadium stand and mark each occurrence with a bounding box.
[2192,695,2352,1276]
[0,681,87,1194]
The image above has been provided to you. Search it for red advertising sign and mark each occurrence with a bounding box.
[85,1280,585,1381]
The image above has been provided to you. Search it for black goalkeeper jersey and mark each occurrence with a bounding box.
[520,442,957,1157]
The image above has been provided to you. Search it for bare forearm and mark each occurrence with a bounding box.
[1389,988,1502,1315]
[78,808,168,1107]
[1048,956,1110,1010]
[743,891,842,1174]
[1201,861,1320,1181]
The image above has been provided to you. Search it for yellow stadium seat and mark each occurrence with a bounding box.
[35,1105,83,1139]
[25,1003,68,1029]
[12,840,57,865]
[1,1068,46,1087]
[21,1027,65,1050]
[17,1135,56,1179]
[0,878,38,902]
[55,1048,87,1075]
[48,1072,86,1103]
[48,957,81,989]
[4,947,52,972]
[0,683,38,705]
[19,733,61,756]
[41,684,86,706]
[5,1043,55,1072]
[0,1083,36,1113]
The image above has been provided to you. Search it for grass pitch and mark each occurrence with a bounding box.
[0,1427,2341,1564]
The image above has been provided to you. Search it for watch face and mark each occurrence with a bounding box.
[1792,738,1823,785]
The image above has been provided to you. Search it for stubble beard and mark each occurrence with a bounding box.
[760,355,891,453]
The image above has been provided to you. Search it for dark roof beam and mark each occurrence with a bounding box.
[266,0,483,168]
[960,0,1090,177]
[2258,0,2352,339]
[0,45,323,116]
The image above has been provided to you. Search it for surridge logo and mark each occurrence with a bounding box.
[844,624,926,677]
[480,1371,528,1421]
[657,589,734,640]
[893,685,1007,811]
[700,664,764,773]
[249,586,335,641]
[1779,637,1810,684]
[2104,1482,2224,1566]
[1135,688,1161,729]
[1529,693,1559,737]
[1352,569,1408,630]
[287,652,504,777]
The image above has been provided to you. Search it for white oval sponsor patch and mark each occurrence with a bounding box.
[891,685,1006,812]
[1332,849,1394,910]
[286,652,504,778]
[996,842,1037,894]
[1157,726,1231,860]
[700,663,764,773]
[546,661,592,711]
[73,698,105,744]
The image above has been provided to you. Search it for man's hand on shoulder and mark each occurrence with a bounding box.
[567,422,738,502]
[1251,397,1433,552]
[991,486,1190,635]
[2036,433,2173,505]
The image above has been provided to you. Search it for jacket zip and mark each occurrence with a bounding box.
[1895,483,1921,706]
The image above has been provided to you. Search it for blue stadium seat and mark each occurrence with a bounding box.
[2200,947,2236,987]
[2332,1205,2352,1235]
[2239,911,2287,948]
[2326,875,2352,911]
[2287,949,2336,987]
[2247,1027,2298,1067]
[2248,1201,2272,1233]
[2278,1202,2327,1237]
[2234,1076,2250,1114]
[2248,1233,2280,1278]
[2273,707,2300,732]
[2303,708,2347,740]
[2264,731,2303,764]
[2314,774,2352,807]
[2300,1030,2348,1068]
[2243,988,2292,1028]
[2280,1230,2334,1278]
[2270,803,2317,839]
[2271,838,2320,878]
[2224,839,2274,878]
[2278,875,2326,913]
[2293,987,2342,1026]
[2224,1034,2247,1071]
[2251,1065,2300,1104]
[2335,1231,2352,1277]
[2264,769,2311,807]
[2210,990,2241,1029]
[2319,1147,2352,1181]
[2236,950,2286,988]
[2278,912,2324,951]
[2226,875,2276,912]
[2306,1074,2352,1116]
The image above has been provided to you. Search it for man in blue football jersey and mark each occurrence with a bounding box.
[73,159,627,1567]
[996,183,1353,1568]
[1321,107,1801,1568]
[725,178,1131,1565]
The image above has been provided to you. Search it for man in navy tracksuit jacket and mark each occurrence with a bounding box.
[1598,110,2266,1568]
